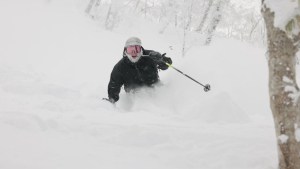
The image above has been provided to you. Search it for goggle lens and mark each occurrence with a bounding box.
[126,45,141,56]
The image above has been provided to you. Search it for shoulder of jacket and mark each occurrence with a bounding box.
[143,49,154,55]
[112,58,124,70]
[139,56,156,65]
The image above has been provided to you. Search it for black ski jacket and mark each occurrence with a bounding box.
[107,48,171,102]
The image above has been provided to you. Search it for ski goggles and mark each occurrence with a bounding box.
[126,45,142,55]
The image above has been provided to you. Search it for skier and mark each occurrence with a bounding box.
[107,37,172,103]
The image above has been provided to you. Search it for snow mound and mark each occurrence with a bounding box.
[188,92,251,123]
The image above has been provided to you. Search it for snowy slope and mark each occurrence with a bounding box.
[0,0,277,169]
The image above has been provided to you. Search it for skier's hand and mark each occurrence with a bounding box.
[108,98,116,103]
[149,51,163,62]
[162,53,172,65]
[103,97,117,104]
[156,53,172,70]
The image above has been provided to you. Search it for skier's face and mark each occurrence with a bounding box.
[126,45,141,58]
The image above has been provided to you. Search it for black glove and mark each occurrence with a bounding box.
[162,53,172,65]
[158,53,172,70]
[103,98,116,103]
[107,94,119,103]
[149,51,163,62]
[149,51,172,70]
[109,98,116,103]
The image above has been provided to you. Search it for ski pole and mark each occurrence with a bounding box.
[165,63,211,92]
[143,55,211,92]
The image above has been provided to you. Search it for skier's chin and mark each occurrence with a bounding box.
[126,53,141,63]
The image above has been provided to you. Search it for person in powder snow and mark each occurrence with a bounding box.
[107,37,172,103]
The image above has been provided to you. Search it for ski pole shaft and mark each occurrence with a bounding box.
[165,63,211,92]
[142,54,210,91]
[166,63,204,87]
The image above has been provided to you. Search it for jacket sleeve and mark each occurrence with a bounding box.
[108,64,124,102]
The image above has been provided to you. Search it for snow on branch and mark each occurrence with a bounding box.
[294,124,300,142]
[278,134,289,144]
[283,76,300,105]
[264,0,300,37]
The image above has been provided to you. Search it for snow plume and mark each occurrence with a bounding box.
[264,0,300,36]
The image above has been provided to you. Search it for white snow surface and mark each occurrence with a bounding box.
[0,0,277,169]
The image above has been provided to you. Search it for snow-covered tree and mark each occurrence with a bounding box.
[195,0,213,33]
[204,0,224,45]
[85,0,101,18]
[84,0,264,44]
[262,0,300,169]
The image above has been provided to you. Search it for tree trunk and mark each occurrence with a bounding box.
[181,0,193,57]
[262,4,300,169]
[105,4,113,30]
[249,17,262,40]
[205,0,223,45]
[95,0,101,8]
[135,0,141,11]
[144,0,148,17]
[85,0,96,15]
[196,0,213,33]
